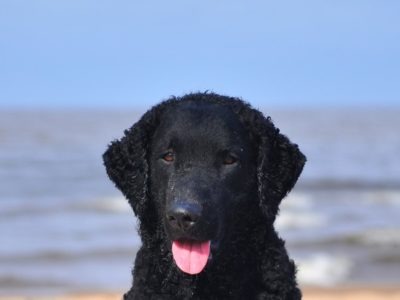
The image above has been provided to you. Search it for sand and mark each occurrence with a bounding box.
[4,286,400,300]
[3,287,400,299]
[303,286,400,300]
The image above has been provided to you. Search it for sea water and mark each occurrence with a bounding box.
[0,109,399,295]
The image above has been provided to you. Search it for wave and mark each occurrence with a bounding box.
[0,275,66,289]
[276,211,325,230]
[298,179,400,191]
[296,254,352,286]
[286,228,400,250]
[365,190,400,205]
[0,247,138,264]
[75,195,132,213]
[357,228,400,246]
[276,193,326,230]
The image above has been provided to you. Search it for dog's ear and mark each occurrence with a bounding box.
[257,117,306,221]
[103,110,158,218]
[229,101,306,222]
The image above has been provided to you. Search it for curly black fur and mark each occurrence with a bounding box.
[103,92,306,299]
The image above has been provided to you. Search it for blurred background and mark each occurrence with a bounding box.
[1,0,399,297]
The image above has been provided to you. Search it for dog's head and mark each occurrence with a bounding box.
[103,93,306,275]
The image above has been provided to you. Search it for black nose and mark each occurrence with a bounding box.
[166,202,202,231]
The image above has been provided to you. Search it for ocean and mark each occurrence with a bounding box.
[1,108,399,296]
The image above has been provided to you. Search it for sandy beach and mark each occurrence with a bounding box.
[3,287,400,300]
[303,287,400,300]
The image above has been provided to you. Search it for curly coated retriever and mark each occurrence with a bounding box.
[103,93,306,299]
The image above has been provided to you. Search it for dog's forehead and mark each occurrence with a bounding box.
[155,102,247,145]
[164,102,237,125]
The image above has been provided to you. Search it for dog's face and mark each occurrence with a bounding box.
[103,93,306,277]
[149,103,258,274]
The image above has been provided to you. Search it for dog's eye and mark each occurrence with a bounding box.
[223,154,238,165]
[162,151,174,163]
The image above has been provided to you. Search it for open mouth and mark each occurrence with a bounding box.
[172,239,211,275]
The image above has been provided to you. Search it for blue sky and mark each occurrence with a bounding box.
[0,1,399,108]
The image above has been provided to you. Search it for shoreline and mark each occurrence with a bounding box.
[3,286,400,300]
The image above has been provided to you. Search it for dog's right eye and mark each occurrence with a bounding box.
[161,151,174,163]
[222,153,238,165]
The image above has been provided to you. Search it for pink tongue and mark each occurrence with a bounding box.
[172,240,211,275]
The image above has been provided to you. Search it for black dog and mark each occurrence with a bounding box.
[103,93,306,299]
